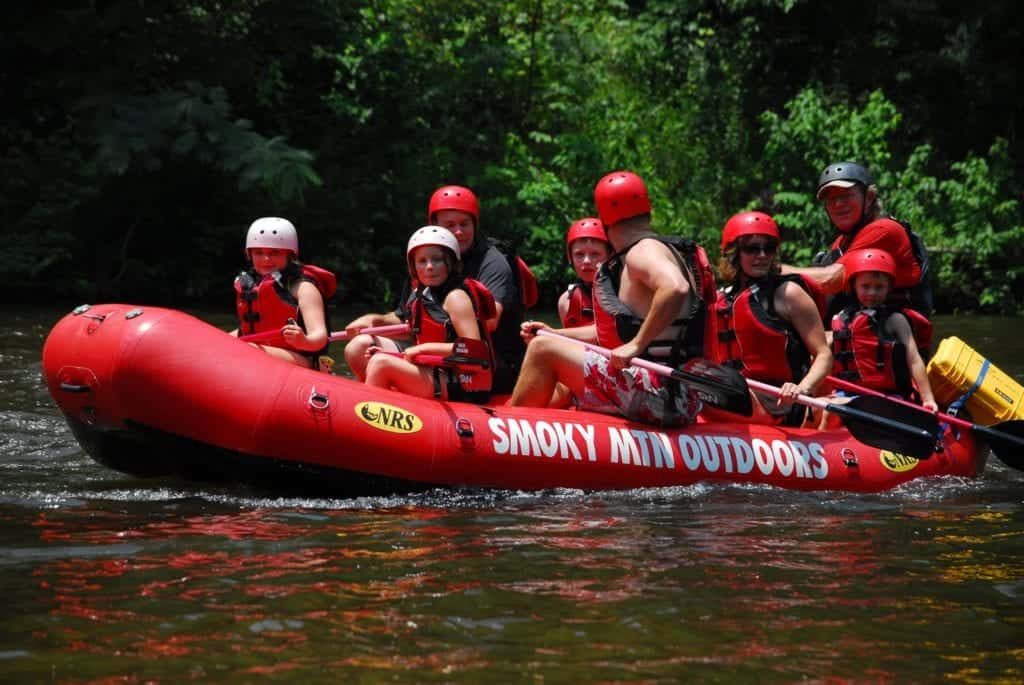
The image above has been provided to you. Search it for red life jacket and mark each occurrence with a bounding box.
[234,263,337,350]
[592,235,716,365]
[830,305,933,395]
[409,277,497,395]
[561,281,594,328]
[515,255,540,310]
[715,274,825,385]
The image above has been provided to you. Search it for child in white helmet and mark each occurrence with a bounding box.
[365,226,496,402]
[231,217,336,369]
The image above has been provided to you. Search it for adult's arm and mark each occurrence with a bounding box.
[780,262,846,295]
[610,239,689,369]
[774,282,832,397]
[344,310,404,338]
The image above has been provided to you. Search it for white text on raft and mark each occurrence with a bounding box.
[487,418,828,480]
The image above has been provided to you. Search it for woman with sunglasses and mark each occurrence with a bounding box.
[711,211,833,426]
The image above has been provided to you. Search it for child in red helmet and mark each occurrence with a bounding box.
[827,248,937,418]
[558,217,611,328]
[365,226,496,402]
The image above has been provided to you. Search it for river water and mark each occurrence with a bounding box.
[3,304,1023,683]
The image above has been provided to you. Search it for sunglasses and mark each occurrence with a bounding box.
[740,241,778,256]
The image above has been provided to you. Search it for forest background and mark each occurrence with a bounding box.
[4,0,1022,313]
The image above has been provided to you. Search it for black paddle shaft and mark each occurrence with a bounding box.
[971,420,1024,469]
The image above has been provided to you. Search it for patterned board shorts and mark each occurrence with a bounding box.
[577,350,702,427]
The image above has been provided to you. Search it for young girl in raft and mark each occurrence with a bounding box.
[364,226,496,402]
[557,217,611,328]
[231,217,335,369]
[823,248,937,427]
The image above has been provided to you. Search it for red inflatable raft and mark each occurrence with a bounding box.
[42,304,987,495]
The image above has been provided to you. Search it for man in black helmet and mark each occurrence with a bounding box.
[782,161,931,315]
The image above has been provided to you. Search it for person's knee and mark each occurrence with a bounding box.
[345,334,371,359]
[526,335,560,363]
[364,354,387,384]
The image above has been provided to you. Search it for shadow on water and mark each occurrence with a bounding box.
[1,304,1022,682]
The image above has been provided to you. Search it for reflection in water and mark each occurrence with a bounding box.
[7,497,1019,682]
[1,307,1022,681]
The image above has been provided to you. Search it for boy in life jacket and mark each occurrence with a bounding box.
[558,217,610,328]
[364,226,496,403]
[231,217,334,369]
[828,248,938,420]
[710,211,832,426]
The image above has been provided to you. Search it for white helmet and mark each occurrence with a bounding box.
[246,217,299,255]
[406,225,460,259]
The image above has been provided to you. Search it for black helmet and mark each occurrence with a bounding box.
[816,162,874,199]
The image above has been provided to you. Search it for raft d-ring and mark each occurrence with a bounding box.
[308,387,330,411]
[455,417,474,438]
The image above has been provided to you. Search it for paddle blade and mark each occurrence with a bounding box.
[974,420,1024,469]
[671,358,753,416]
[833,395,940,459]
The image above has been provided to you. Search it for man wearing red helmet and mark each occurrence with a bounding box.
[782,161,932,317]
[510,171,715,427]
[558,217,610,328]
[344,185,527,393]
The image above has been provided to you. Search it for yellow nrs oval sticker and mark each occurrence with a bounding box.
[355,402,423,434]
[880,450,919,473]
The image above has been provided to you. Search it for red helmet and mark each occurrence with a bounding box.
[843,248,896,290]
[428,185,479,225]
[565,217,608,262]
[720,211,779,251]
[594,171,651,227]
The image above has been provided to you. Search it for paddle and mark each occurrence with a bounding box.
[535,329,939,458]
[828,375,1024,469]
[239,322,409,345]
[535,328,753,416]
[745,378,939,459]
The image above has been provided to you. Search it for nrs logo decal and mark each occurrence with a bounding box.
[879,450,918,473]
[355,402,423,434]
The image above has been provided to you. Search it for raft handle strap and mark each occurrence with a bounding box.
[946,359,989,419]
[942,358,989,439]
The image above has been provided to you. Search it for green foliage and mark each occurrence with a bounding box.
[760,88,1024,311]
[926,140,1024,310]
[2,0,1023,313]
[85,83,320,203]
